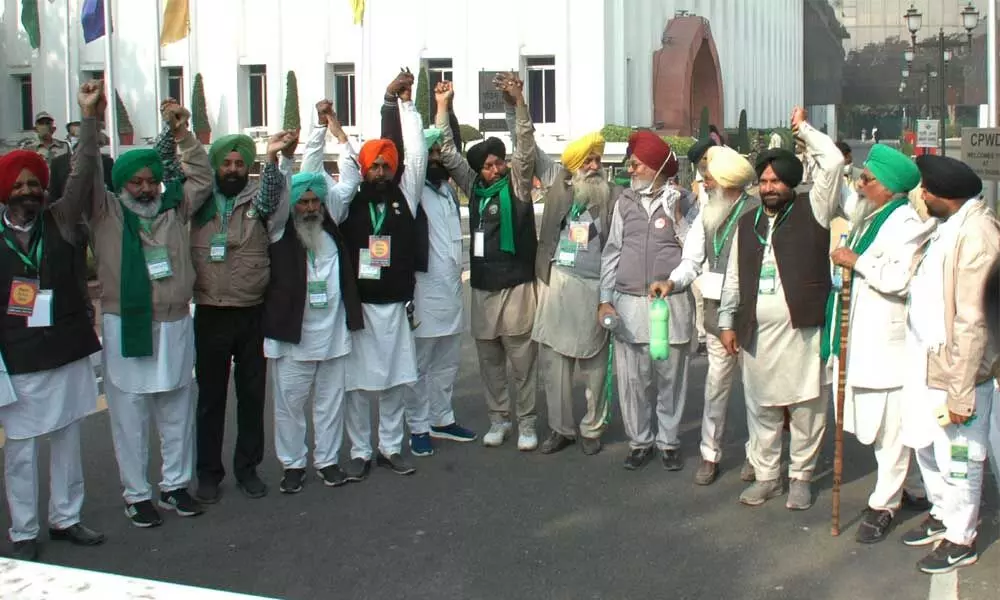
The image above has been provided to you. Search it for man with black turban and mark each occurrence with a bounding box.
[718,107,845,510]
[434,78,541,452]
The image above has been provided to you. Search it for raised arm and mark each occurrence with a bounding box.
[155,100,213,222]
[501,75,537,204]
[380,69,413,187]
[306,100,358,224]
[398,100,427,216]
[504,96,559,190]
[50,82,103,239]
[433,82,476,197]
[257,131,295,240]
[791,107,845,229]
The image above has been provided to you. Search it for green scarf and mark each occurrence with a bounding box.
[473,175,515,254]
[820,198,908,361]
[119,181,183,358]
[193,189,232,227]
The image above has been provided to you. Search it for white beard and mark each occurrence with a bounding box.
[294,213,325,254]
[571,169,611,209]
[850,196,878,228]
[701,187,736,235]
[120,190,162,219]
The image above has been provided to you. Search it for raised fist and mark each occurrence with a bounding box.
[78,80,106,117]
[316,99,333,124]
[791,106,807,130]
[163,103,191,135]
[281,129,300,158]
[267,130,297,157]
[494,72,523,106]
[434,81,454,105]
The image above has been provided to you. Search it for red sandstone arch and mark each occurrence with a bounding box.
[651,16,724,137]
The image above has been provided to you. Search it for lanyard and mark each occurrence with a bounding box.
[368,203,387,235]
[712,196,746,258]
[217,195,236,233]
[477,195,493,229]
[569,202,587,221]
[307,249,317,273]
[0,219,43,272]
[752,203,793,246]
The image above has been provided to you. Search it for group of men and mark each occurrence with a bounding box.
[0,73,996,578]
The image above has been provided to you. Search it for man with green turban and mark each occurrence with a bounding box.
[80,96,214,528]
[827,142,935,544]
[192,127,297,504]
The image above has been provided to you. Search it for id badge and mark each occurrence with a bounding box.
[26,290,53,328]
[368,235,392,267]
[144,246,174,280]
[307,280,329,309]
[698,272,724,301]
[209,233,228,262]
[949,440,969,480]
[759,261,777,295]
[556,238,577,267]
[473,231,485,258]
[7,277,39,316]
[568,221,590,249]
[358,249,381,280]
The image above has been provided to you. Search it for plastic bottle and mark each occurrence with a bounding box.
[649,297,670,360]
[831,233,848,290]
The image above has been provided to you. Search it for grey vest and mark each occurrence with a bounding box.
[613,189,687,296]
[701,194,760,336]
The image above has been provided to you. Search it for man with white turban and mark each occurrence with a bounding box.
[650,145,758,485]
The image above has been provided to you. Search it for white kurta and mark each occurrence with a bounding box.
[102,314,194,394]
[0,357,98,440]
[413,181,464,339]
[532,267,607,359]
[347,303,418,391]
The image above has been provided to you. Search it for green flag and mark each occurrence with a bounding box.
[21,0,40,50]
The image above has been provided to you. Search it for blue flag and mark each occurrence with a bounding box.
[82,0,113,44]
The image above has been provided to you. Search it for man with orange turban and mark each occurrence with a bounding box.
[0,83,106,561]
[599,130,699,472]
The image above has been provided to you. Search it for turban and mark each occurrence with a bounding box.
[865,144,921,194]
[626,131,678,178]
[209,134,256,171]
[358,138,399,177]
[0,150,49,203]
[111,149,163,193]
[290,172,328,206]
[466,137,507,173]
[560,132,605,173]
[706,146,755,190]
[916,155,982,200]
[424,127,444,150]
[755,148,804,188]
[686,137,717,165]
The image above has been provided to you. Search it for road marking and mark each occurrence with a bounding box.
[927,571,958,600]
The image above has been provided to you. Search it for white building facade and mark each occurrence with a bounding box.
[1,0,803,148]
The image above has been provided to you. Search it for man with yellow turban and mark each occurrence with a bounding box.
[191,124,296,504]
[651,145,758,485]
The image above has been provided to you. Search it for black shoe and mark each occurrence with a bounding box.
[902,514,947,547]
[280,469,306,494]
[624,447,652,470]
[317,464,348,487]
[195,478,220,504]
[49,523,106,546]
[540,432,575,455]
[236,472,268,499]
[158,489,205,517]
[901,490,932,512]
[376,452,416,475]
[694,460,719,485]
[124,500,163,528]
[11,539,38,561]
[580,436,602,456]
[855,508,894,544]
[661,448,684,471]
[917,540,978,574]
[344,457,372,483]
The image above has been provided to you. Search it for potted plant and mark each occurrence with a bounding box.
[282,70,301,131]
[191,73,211,144]
[115,91,134,146]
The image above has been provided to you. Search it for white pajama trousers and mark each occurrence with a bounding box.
[615,340,691,451]
[272,356,347,470]
[404,335,462,435]
[346,386,407,460]
[700,333,741,463]
[105,381,195,504]
[746,391,828,482]
[3,421,84,542]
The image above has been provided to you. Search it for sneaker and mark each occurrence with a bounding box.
[430,423,477,442]
[580,436,602,455]
[194,478,220,504]
[855,508,894,544]
[483,421,512,447]
[517,425,538,451]
[902,515,947,547]
[279,469,306,494]
[344,457,372,483]
[410,433,435,457]
[661,448,683,471]
[739,479,783,506]
[125,500,163,528]
[376,452,416,475]
[317,464,348,487]
[236,471,268,499]
[916,540,978,574]
[540,432,575,454]
[158,489,205,517]
[624,447,653,470]
[694,460,719,486]
[786,479,813,510]
[740,458,756,482]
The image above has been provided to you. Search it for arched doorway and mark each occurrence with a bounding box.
[651,16,724,136]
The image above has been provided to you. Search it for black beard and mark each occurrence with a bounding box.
[361,180,393,195]
[426,163,448,185]
[216,173,249,197]
[7,194,44,223]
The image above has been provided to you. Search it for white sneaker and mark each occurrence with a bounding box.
[517,426,538,451]
[482,422,512,447]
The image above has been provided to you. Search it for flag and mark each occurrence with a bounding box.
[21,0,40,50]
[351,0,364,25]
[82,0,113,43]
[160,0,189,46]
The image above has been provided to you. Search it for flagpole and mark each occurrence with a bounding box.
[64,0,73,126]
[153,0,163,130]
[103,0,119,157]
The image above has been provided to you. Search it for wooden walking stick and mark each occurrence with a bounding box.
[831,264,853,536]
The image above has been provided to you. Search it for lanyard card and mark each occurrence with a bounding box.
[568,221,590,249]
[759,261,777,295]
[949,440,969,480]
[307,280,329,309]
[473,231,485,258]
[556,238,577,267]
[26,290,53,328]
[368,235,392,267]
[7,277,39,316]
[209,233,228,262]
[698,272,724,301]
[358,249,381,280]
[144,246,174,280]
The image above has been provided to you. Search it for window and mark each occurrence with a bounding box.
[15,75,33,131]
[248,64,268,127]
[425,58,453,110]
[525,56,556,124]
[165,67,184,104]
[83,70,104,82]
[332,63,356,127]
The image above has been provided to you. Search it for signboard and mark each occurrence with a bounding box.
[478,118,508,133]
[916,119,939,148]
[478,71,506,114]
[961,128,1000,181]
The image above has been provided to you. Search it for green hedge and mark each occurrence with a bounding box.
[600,125,694,156]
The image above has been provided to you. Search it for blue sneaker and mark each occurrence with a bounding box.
[410,433,435,457]
[430,423,477,443]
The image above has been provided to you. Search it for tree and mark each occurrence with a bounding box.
[415,67,431,127]
[698,107,710,139]
[736,109,749,154]
[283,70,301,131]
[115,91,133,135]
[458,124,482,152]
[191,73,211,139]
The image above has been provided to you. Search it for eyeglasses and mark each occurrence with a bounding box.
[858,172,875,184]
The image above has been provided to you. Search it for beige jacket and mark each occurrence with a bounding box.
[926,200,1000,416]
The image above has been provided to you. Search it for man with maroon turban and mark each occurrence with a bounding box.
[0,82,106,561]
[598,130,699,471]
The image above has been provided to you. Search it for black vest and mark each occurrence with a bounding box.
[734,193,831,347]
[262,210,364,344]
[469,178,537,291]
[343,184,418,304]
[0,211,101,375]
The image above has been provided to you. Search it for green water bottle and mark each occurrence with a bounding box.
[649,297,670,361]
